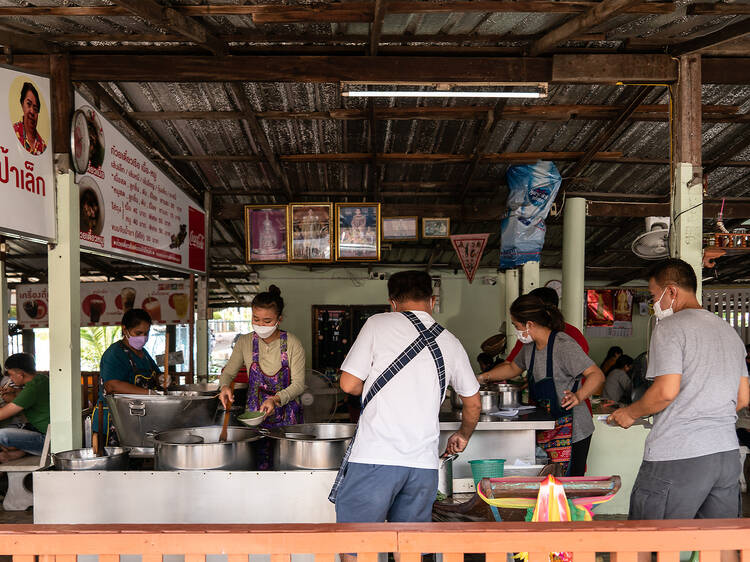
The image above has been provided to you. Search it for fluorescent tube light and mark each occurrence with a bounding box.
[342,91,544,98]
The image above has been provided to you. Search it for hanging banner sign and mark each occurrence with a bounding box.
[73,92,206,273]
[586,289,615,327]
[450,233,490,284]
[16,279,193,328]
[0,67,55,242]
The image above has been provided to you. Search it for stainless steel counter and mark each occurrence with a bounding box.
[439,411,555,431]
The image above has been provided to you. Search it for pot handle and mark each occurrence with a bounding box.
[258,428,270,435]
[440,453,459,467]
[128,400,146,417]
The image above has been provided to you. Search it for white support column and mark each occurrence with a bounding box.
[562,197,586,331]
[671,163,703,298]
[0,243,8,364]
[196,275,209,383]
[504,268,520,352]
[48,169,82,452]
[521,261,540,294]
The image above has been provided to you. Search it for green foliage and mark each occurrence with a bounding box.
[80,326,121,371]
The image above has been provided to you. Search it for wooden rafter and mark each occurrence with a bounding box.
[457,101,507,200]
[705,124,750,175]
[369,0,387,56]
[228,83,294,201]
[110,0,226,55]
[0,28,55,53]
[563,86,652,182]
[529,0,647,56]
[668,17,750,56]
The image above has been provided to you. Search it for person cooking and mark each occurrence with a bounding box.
[13,82,47,156]
[219,285,305,470]
[93,308,166,448]
[478,294,605,476]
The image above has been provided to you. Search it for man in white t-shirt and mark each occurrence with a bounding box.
[335,270,481,527]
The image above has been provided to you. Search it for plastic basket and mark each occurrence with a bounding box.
[469,459,506,487]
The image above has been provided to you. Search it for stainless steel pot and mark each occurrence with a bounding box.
[166,383,218,397]
[106,394,219,448]
[496,384,521,408]
[153,426,262,470]
[437,454,458,497]
[479,390,499,413]
[265,423,355,470]
[53,447,130,471]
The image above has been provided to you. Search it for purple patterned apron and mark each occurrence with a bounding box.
[247,331,302,470]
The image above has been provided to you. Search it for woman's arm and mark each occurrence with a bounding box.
[219,337,247,389]
[104,379,149,395]
[479,361,523,384]
[562,364,605,409]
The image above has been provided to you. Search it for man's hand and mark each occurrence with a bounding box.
[444,432,469,455]
[608,407,636,429]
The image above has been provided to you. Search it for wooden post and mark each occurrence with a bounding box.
[49,54,72,153]
[670,54,703,299]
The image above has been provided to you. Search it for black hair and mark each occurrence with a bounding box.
[614,354,634,370]
[529,287,560,308]
[604,346,623,360]
[509,294,565,332]
[4,353,36,375]
[252,284,284,315]
[388,271,433,302]
[121,308,152,331]
[648,258,698,293]
[477,353,495,369]
[19,82,40,109]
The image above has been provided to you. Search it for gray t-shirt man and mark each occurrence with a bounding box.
[513,332,595,443]
[644,308,748,462]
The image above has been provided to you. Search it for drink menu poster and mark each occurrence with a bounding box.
[17,279,192,328]
[74,92,206,273]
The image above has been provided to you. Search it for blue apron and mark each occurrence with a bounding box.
[329,311,446,503]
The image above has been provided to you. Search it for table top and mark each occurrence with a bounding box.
[439,410,556,431]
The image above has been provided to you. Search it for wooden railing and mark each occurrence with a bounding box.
[1,521,749,561]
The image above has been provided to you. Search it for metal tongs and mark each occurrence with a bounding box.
[597,414,653,429]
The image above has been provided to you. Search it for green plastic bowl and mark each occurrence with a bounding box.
[469,458,506,487]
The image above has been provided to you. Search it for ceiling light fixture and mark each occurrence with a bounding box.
[341,81,548,99]
[343,91,545,98]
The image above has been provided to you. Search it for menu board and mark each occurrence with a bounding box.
[0,66,55,241]
[74,92,206,273]
[16,279,193,328]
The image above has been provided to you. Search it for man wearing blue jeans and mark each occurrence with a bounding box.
[0,353,49,463]
[334,271,481,536]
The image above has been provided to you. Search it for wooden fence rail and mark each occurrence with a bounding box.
[0,521,749,561]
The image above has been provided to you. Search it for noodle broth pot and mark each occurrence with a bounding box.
[265,423,356,470]
[153,426,262,470]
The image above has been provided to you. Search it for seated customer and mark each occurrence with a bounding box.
[600,346,623,376]
[0,353,49,462]
[601,354,634,404]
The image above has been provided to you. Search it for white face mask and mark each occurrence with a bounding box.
[515,325,533,344]
[253,323,278,339]
[652,288,674,321]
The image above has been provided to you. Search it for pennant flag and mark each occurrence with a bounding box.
[450,233,490,284]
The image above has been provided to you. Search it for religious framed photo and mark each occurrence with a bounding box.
[423,217,451,239]
[335,203,381,262]
[244,205,289,264]
[382,216,419,242]
[289,203,334,263]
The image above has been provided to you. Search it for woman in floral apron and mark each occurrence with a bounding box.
[93,308,166,448]
[219,285,305,469]
[478,295,605,476]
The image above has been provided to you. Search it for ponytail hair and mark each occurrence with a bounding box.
[509,294,565,332]
[251,284,284,316]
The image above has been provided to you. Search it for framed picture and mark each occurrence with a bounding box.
[289,203,333,263]
[423,217,451,239]
[335,203,381,261]
[244,205,289,264]
[382,216,418,242]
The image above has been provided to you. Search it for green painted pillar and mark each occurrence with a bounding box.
[671,162,703,299]
[48,168,82,452]
[562,197,586,331]
[522,261,540,294]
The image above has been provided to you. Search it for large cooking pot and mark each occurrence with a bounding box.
[153,426,262,470]
[53,447,130,471]
[265,423,355,470]
[496,384,521,408]
[106,394,219,448]
[167,383,218,397]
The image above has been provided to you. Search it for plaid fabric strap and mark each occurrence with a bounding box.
[328,311,445,503]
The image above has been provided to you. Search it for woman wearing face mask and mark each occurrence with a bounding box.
[93,308,165,447]
[477,295,605,476]
[219,285,305,469]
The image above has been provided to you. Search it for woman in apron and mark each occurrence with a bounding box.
[219,285,305,470]
[478,295,604,476]
[93,308,166,448]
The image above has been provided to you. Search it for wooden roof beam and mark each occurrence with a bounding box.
[457,101,507,200]
[668,17,750,56]
[110,0,226,55]
[229,82,294,201]
[369,0,387,56]
[529,0,648,56]
[0,28,56,54]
